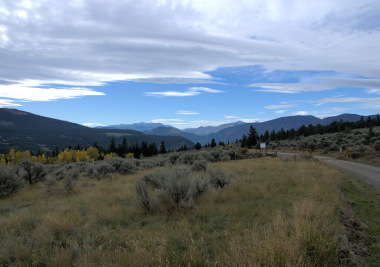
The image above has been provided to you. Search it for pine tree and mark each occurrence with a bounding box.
[211,138,216,148]
[159,141,166,154]
[194,142,202,150]
[247,125,258,148]
[108,138,116,153]
[149,142,158,155]
[122,137,128,155]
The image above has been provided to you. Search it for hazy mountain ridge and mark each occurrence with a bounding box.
[96,122,173,131]
[0,108,375,153]
[206,114,377,144]
[183,121,246,136]
[99,113,376,145]
[0,108,194,154]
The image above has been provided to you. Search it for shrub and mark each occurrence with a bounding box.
[191,160,208,172]
[373,140,380,151]
[87,161,116,179]
[104,157,137,175]
[18,158,47,184]
[207,166,232,188]
[168,153,180,165]
[137,166,211,213]
[0,166,23,198]
[177,153,196,165]
[191,174,211,199]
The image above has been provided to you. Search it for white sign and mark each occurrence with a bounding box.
[260,143,266,149]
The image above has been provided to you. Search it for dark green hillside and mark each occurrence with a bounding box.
[0,108,194,154]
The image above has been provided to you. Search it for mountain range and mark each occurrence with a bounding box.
[0,108,194,154]
[100,113,371,145]
[0,108,375,154]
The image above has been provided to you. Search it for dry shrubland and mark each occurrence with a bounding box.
[0,155,363,266]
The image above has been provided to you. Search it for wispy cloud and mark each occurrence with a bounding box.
[250,83,332,93]
[305,97,380,104]
[130,77,226,85]
[145,87,223,97]
[291,111,311,115]
[264,104,297,109]
[151,119,184,124]
[1,0,378,94]
[250,77,380,94]
[0,85,105,102]
[0,99,22,107]
[224,115,263,123]
[176,110,200,115]
[275,110,287,114]
[83,123,106,127]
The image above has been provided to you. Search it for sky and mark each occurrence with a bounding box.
[0,0,379,129]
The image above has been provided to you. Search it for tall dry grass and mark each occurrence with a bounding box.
[0,158,345,266]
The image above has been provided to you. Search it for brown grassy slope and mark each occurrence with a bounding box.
[0,158,352,266]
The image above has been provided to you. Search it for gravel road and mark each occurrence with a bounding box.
[313,155,380,190]
[279,153,380,190]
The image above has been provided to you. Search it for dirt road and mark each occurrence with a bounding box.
[278,153,380,190]
[313,155,380,190]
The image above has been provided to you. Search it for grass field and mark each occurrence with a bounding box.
[0,157,375,266]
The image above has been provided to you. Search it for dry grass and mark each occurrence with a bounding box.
[0,158,347,266]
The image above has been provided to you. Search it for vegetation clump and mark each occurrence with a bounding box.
[0,165,23,198]
[136,165,231,213]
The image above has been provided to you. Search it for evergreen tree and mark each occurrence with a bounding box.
[141,141,149,157]
[247,125,258,148]
[133,143,141,159]
[194,142,202,150]
[264,130,270,141]
[122,137,128,155]
[241,134,248,148]
[108,138,116,153]
[159,141,166,154]
[149,142,158,155]
[211,138,217,148]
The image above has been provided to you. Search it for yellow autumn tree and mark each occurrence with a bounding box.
[86,146,99,160]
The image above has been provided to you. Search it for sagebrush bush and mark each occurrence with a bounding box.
[18,158,47,184]
[136,165,232,213]
[86,161,116,179]
[207,166,232,188]
[191,160,208,172]
[0,165,23,198]
[137,166,206,213]
[177,153,196,165]
[104,157,137,174]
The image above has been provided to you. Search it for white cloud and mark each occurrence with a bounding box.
[145,87,223,97]
[145,91,200,97]
[130,77,226,84]
[319,77,380,90]
[189,87,223,93]
[251,83,332,93]
[151,119,184,124]
[83,123,106,127]
[176,110,200,115]
[275,110,287,114]
[265,104,297,109]
[0,99,22,107]
[250,77,380,93]
[224,115,263,123]
[0,0,378,95]
[291,111,310,115]
[306,97,380,104]
[0,85,105,102]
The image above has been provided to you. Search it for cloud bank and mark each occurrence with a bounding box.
[0,0,379,99]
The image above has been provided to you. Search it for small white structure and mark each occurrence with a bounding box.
[260,143,266,149]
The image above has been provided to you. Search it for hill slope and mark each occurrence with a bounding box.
[204,114,375,144]
[0,109,194,153]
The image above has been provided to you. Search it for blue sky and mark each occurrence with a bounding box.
[0,0,379,129]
